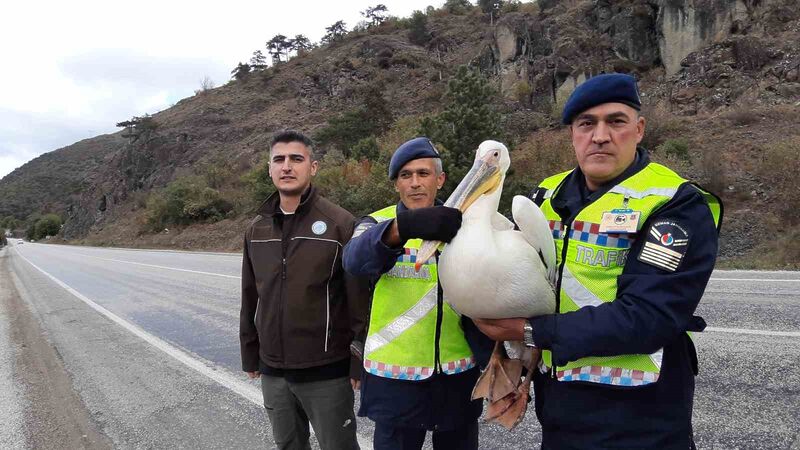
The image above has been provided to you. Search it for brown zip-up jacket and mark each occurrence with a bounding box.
[240,186,370,377]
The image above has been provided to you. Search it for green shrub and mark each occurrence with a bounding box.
[315,157,396,216]
[351,136,381,161]
[315,82,392,157]
[242,158,276,207]
[145,176,233,230]
[1,216,19,230]
[656,138,690,162]
[25,213,62,240]
[513,80,532,103]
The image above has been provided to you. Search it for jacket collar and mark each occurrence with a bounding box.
[257,185,318,218]
[552,147,650,221]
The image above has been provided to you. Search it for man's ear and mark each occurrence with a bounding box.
[310,160,319,176]
[437,172,446,190]
[636,116,646,144]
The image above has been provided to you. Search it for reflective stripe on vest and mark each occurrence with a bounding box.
[363,205,474,381]
[536,163,721,387]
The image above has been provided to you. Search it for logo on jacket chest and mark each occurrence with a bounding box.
[311,221,327,235]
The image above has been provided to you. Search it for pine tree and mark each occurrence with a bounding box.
[478,0,503,24]
[249,50,267,70]
[419,66,503,191]
[322,21,348,44]
[444,0,472,14]
[362,4,389,27]
[231,62,252,80]
[408,10,431,46]
[290,34,313,53]
[266,34,290,62]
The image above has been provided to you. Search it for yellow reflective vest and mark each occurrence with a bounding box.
[363,206,474,381]
[537,162,722,386]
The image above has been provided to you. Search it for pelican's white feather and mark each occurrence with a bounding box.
[438,140,555,319]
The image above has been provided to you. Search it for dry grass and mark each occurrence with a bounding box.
[718,227,800,270]
[723,108,761,126]
[757,136,800,224]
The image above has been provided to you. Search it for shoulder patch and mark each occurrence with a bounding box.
[352,221,375,239]
[637,220,689,272]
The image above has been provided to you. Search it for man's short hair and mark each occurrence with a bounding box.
[269,130,316,159]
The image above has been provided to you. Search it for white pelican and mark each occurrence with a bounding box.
[415,140,556,430]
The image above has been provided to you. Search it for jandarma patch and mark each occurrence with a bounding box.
[637,220,689,272]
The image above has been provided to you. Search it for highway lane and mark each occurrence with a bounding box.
[2,241,799,449]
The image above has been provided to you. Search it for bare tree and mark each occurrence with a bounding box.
[195,76,215,95]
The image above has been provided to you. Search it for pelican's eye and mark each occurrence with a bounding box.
[493,151,499,157]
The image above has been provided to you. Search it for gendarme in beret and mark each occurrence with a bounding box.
[561,73,642,125]
[388,137,441,180]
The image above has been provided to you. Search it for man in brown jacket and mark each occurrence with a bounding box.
[240,130,369,450]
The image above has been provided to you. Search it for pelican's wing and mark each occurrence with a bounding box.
[491,211,515,231]
[512,195,557,284]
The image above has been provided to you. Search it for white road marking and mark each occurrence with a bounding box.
[77,254,241,279]
[710,278,800,283]
[11,249,373,449]
[704,327,800,338]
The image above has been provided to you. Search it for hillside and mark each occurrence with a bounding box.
[1,0,799,267]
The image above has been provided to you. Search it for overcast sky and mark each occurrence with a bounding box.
[0,0,442,180]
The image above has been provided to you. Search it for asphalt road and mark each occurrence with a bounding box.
[1,240,798,449]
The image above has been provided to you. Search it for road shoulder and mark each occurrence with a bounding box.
[0,249,112,449]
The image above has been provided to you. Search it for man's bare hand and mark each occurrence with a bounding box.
[351,378,361,390]
[246,371,261,379]
[473,318,526,341]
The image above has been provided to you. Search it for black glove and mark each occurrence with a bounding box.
[396,206,462,243]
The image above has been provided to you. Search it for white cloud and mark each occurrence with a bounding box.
[0,0,440,181]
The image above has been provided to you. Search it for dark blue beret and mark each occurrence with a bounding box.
[388,137,440,180]
[561,73,642,125]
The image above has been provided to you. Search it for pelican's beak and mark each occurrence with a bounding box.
[444,150,503,213]
[413,151,503,272]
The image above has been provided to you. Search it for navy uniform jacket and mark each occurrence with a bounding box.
[342,200,493,430]
[529,148,721,449]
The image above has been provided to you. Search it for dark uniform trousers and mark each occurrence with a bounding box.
[373,421,479,450]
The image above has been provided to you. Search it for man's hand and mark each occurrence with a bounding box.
[395,206,462,243]
[246,371,261,379]
[350,378,361,390]
[473,318,526,341]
